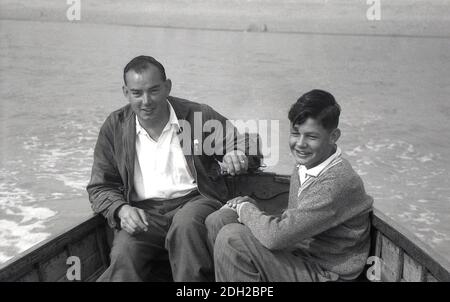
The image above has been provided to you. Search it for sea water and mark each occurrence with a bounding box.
[1,20,449,263]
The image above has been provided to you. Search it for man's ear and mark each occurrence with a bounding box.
[165,79,172,95]
[330,128,341,144]
[122,85,128,98]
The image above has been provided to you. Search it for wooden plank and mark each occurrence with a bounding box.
[95,226,110,267]
[373,230,382,258]
[380,235,403,282]
[16,268,40,282]
[80,252,104,281]
[40,250,69,282]
[64,232,107,281]
[0,215,104,282]
[426,272,438,282]
[69,232,98,262]
[403,253,425,281]
[372,208,450,282]
[57,274,72,282]
[85,267,105,282]
[55,252,104,282]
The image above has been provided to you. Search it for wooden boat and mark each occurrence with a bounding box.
[1,171,449,282]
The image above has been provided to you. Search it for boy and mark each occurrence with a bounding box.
[205,89,373,281]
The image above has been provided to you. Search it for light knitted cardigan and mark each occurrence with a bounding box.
[239,158,374,280]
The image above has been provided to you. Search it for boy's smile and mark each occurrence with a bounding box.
[289,117,340,169]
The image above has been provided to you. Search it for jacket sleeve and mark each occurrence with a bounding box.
[86,117,127,229]
[202,104,262,170]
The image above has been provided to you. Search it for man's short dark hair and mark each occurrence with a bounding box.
[288,89,341,131]
[123,55,166,85]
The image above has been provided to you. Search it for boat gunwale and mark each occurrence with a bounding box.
[371,208,450,282]
[0,214,106,281]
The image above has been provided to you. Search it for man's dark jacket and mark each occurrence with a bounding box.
[87,96,260,229]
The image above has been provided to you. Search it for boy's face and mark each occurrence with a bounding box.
[289,117,340,169]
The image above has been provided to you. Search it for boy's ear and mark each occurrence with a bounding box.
[330,128,341,144]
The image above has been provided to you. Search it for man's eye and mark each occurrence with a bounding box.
[132,93,141,97]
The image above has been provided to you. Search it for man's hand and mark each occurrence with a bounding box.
[117,205,149,235]
[222,150,248,176]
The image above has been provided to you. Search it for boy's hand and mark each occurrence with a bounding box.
[225,196,256,210]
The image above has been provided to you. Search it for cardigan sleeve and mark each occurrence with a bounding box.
[238,171,368,250]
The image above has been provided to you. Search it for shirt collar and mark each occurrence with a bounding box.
[298,147,341,180]
[136,100,180,135]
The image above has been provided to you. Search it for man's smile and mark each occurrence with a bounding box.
[140,107,154,113]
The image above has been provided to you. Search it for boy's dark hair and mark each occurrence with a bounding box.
[123,55,166,85]
[288,89,341,131]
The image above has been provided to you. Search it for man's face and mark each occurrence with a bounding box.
[289,117,340,169]
[123,65,172,123]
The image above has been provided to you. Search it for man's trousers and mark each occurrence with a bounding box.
[98,192,222,282]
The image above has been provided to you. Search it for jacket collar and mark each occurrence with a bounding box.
[168,96,190,120]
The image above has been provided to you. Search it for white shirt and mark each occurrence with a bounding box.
[298,147,342,196]
[132,101,197,201]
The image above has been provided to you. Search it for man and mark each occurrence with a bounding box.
[206,89,373,282]
[87,55,256,282]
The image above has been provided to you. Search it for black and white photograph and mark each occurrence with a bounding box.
[0,0,449,287]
